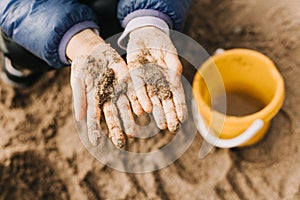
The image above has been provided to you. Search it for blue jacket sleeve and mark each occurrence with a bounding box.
[0,0,99,68]
[117,0,193,31]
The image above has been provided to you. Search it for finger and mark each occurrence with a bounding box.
[171,79,188,122]
[86,88,101,146]
[164,53,188,122]
[117,95,136,138]
[70,58,87,121]
[164,52,183,80]
[126,80,144,117]
[162,98,180,133]
[150,96,167,130]
[109,60,144,117]
[103,101,125,148]
[129,66,152,113]
[71,77,87,121]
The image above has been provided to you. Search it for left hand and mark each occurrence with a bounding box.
[126,27,188,132]
[68,30,143,148]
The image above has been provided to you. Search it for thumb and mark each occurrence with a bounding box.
[70,63,87,121]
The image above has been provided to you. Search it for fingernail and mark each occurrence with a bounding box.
[90,136,101,146]
[126,126,136,138]
[158,122,168,130]
[142,102,153,113]
[179,113,188,123]
[117,138,125,148]
[88,130,101,146]
[135,108,144,117]
[126,133,135,139]
[169,122,181,133]
[111,135,125,148]
[180,107,189,123]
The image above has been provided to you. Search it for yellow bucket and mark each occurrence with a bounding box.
[192,49,285,148]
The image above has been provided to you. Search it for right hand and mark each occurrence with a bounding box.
[126,27,188,132]
[69,31,143,148]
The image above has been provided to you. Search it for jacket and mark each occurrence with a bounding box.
[0,0,192,68]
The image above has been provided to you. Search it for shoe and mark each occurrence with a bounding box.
[0,53,43,88]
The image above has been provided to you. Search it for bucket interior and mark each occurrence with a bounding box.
[197,52,278,117]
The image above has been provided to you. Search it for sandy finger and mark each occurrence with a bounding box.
[103,101,125,148]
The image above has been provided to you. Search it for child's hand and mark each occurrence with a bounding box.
[70,42,142,148]
[126,27,188,132]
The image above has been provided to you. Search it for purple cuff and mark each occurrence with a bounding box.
[122,9,173,29]
[58,21,100,65]
[118,16,169,49]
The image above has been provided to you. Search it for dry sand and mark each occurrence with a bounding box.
[1,0,300,199]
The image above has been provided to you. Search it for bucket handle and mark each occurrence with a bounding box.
[192,100,264,148]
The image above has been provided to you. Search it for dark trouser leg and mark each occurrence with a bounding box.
[0,30,51,72]
[0,0,122,72]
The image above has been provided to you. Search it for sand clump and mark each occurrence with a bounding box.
[96,68,115,107]
[135,47,172,101]
[85,55,128,109]
[143,63,172,101]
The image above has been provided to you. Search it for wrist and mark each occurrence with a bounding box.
[118,16,169,49]
[66,29,104,61]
